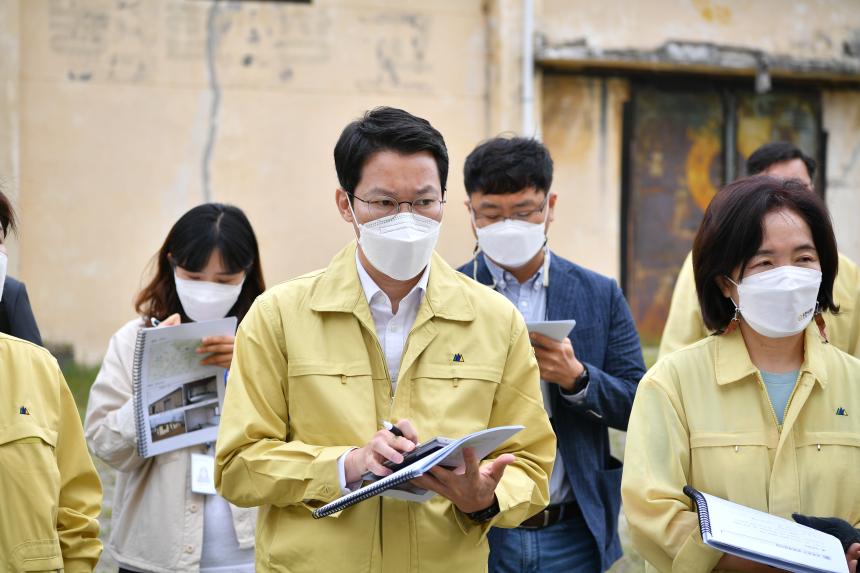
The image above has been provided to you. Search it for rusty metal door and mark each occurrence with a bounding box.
[622,84,822,347]
[622,85,725,346]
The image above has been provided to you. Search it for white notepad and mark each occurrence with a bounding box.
[132,317,236,458]
[312,425,524,519]
[685,486,848,573]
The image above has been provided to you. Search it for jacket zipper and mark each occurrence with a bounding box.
[754,371,782,430]
[367,329,396,413]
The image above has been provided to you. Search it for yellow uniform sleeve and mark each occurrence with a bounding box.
[56,369,103,572]
[455,309,556,536]
[658,252,710,359]
[215,297,353,510]
[621,376,722,573]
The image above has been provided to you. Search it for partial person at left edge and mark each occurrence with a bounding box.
[0,188,103,571]
[0,189,43,345]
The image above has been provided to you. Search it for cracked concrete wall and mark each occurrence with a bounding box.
[0,0,20,274]
[540,0,860,62]
[14,0,489,362]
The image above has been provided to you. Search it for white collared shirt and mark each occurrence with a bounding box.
[337,255,430,492]
[355,252,430,391]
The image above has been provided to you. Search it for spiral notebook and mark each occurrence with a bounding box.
[312,425,524,519]
[684,486,848,573]
[132,317,236,458]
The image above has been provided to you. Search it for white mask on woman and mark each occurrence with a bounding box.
[175,274,244,322]
[349,204,441,281]
[474,207,548,269]
[728,265,822,338]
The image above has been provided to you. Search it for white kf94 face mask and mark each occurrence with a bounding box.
[349,204,441,281]
[175,274,245,323]
[729,265,822,339]
[474,208,548,269]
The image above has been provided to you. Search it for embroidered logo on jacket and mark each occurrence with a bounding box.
[19,406,30,415]
[453,353,465,363]
[835,407,848,416]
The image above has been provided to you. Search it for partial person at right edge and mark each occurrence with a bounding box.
[85,203,264,573]
[659,142,860,358]
[457,137,645,573]
[0,190,42,345]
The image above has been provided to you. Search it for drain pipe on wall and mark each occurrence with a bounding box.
[521,0,535,138]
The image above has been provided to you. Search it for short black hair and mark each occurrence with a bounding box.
[333,107,448,196]
[0,189,16,240]
[746,142,816,180]
[463,137,553,196]
[693,175,838,332]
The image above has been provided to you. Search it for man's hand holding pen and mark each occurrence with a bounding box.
[343,419,418,484]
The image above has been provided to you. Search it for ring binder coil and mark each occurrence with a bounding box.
[683,485,711,536]
[313,469,420,519]
[132,328,149,458]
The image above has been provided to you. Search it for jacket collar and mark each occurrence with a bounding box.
[310,242,475,322]
[714,323,829,388]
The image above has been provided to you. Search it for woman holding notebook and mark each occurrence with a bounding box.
[622,176,860,573]
[85,203,265,573]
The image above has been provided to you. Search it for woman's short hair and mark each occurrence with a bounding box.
[692,175,839,332]
[135,203,265,323]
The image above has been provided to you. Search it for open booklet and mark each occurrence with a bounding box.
[132,317,237,458]
[312,425,524,519]
[684,486,848,573]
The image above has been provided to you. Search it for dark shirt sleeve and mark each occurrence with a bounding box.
[4,278,43,346]
[559,279,645,430]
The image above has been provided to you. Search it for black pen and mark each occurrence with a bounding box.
[381,420,404,438]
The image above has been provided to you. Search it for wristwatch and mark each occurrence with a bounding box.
[569,364,590,394]
[465,497,501,524]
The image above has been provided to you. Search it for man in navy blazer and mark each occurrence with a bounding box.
[457,137,645,573]
[0,191,42,346]
[0,276,43,345]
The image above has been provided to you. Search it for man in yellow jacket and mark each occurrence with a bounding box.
[0,191,102,572]
[215,107,556,572]
[659,142,860,358]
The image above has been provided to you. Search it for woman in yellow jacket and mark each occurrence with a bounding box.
[622,176,860,572]
[84,204,264,573]
[0,191,102,571]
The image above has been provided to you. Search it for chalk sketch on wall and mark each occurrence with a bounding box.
[42,0,437,93]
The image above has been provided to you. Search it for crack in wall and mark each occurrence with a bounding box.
[202,1,222,204]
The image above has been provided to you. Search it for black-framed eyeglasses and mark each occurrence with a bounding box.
[472,195,549,224]
[349,192,446,219]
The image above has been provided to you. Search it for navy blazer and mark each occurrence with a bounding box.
[0,276,43,346]
[458,252,645,570]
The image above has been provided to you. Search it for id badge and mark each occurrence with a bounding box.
[191,453,217,495]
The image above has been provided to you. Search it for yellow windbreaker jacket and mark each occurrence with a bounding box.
[215,243,556,573]
[658,251,860,358]
[0,334,102,572]
[623,324,860,573]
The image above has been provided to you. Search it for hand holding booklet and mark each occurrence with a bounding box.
[132,317,236,458]
[684,486,849,573]
[312,425,524,519]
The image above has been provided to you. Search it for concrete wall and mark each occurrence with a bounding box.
[5,0,860,361]
[541,0,860,61]
[13,0,492,361]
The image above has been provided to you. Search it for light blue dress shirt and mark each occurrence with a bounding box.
[485,252,579,505]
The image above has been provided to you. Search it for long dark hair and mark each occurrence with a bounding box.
[135,203,265,322]
[0,189,16,239]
